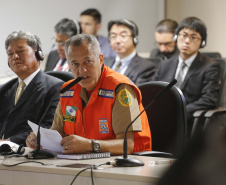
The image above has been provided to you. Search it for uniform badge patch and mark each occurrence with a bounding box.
[98,88,114,98]
[99,118,109,134]
[118,89,132,107]
[66,106,77,116]
[61,90,74,98]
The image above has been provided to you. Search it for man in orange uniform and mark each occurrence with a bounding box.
[27,34,151,155]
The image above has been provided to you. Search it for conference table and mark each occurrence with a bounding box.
[0,150,174,185]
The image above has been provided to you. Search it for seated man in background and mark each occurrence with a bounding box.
[153,17,221,135]
[151,19,179,60]
[80,8,116,58]
[0,30,64,145]
[44,18,81,72]
[26,34,152,155]
[104,19,156,86]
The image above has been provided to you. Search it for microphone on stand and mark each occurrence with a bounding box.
[114,79,177,167]
[27,77,82,159]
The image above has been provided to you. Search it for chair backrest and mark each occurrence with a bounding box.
[201,52,222,58]
[138,81,187,157]
[213,58,226,107]
[45,71,74,82]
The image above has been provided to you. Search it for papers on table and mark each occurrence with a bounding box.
[28,120,64,153]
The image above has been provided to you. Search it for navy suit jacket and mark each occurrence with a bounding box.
[0,70,64,145]
[153,52,221,120]
[104,54,156,86]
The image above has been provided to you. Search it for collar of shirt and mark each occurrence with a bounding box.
[114,51,136,74]
[18,68,40,90]
[53,58,70,72]
[175,54,197,80]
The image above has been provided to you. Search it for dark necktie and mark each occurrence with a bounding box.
[176,61,187,88]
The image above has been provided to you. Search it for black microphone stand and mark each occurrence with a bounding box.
[27,77,82,159]
[114,79,177,167]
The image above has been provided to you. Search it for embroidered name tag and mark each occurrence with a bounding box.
[98,89,114,98]
[61,90,74,97]
[63,115,76,123]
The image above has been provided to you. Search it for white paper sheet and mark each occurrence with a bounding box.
[28,120,64,153]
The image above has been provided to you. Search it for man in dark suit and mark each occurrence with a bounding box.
[104,19,156,86]
[153,17,221,134]
[0,30,63,145]
[151,19,179,60]
[44,18,81,72]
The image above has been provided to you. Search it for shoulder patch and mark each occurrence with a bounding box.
[98,88,114,99]
[118,89,132,107]
[61,90,74,98]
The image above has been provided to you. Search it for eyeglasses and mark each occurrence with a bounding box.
[109,34,132,41]
[54,41,65,47]
[52,38,65,47]
[178,33,201,43]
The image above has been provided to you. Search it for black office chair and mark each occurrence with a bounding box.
[191,58,226,135]
[201,52,222,58]
[133,81,187,158]
[45,71,74,82]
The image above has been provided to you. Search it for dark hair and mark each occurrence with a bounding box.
[175,16,207,42]
[156,19,178,34]
[108,18,139,38]
[80,8,101,24]
[54,18,81,38]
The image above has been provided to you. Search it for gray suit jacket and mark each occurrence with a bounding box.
[104,54,156,86]
[153,53,221,120]
[0,70,64,145]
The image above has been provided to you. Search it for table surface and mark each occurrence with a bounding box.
[0,150,174,185]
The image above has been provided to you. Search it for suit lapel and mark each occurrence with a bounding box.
[104,58,115,68]
[124,55,138,76]
[167,57,179,81]
[13,71,43,110]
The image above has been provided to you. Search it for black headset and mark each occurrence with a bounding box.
[0,144,25,155]
[35,43,44,61]
[122,19,139,46]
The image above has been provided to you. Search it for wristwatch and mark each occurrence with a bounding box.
[91,139,101,152]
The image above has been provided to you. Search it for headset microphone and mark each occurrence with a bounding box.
[114,79,177,167]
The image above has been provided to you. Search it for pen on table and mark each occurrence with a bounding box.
[149,159,175,165]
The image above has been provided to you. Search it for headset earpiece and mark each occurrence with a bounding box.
[17,144,25,154]
[200,40,206,48]
[173,34,178,42]
[0,144,11,155]
[133,37,138,45]
[35,44,44,61]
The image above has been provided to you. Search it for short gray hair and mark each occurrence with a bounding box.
[64,34,101,58]
[55,18,80,38]
[5,30,41,51]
